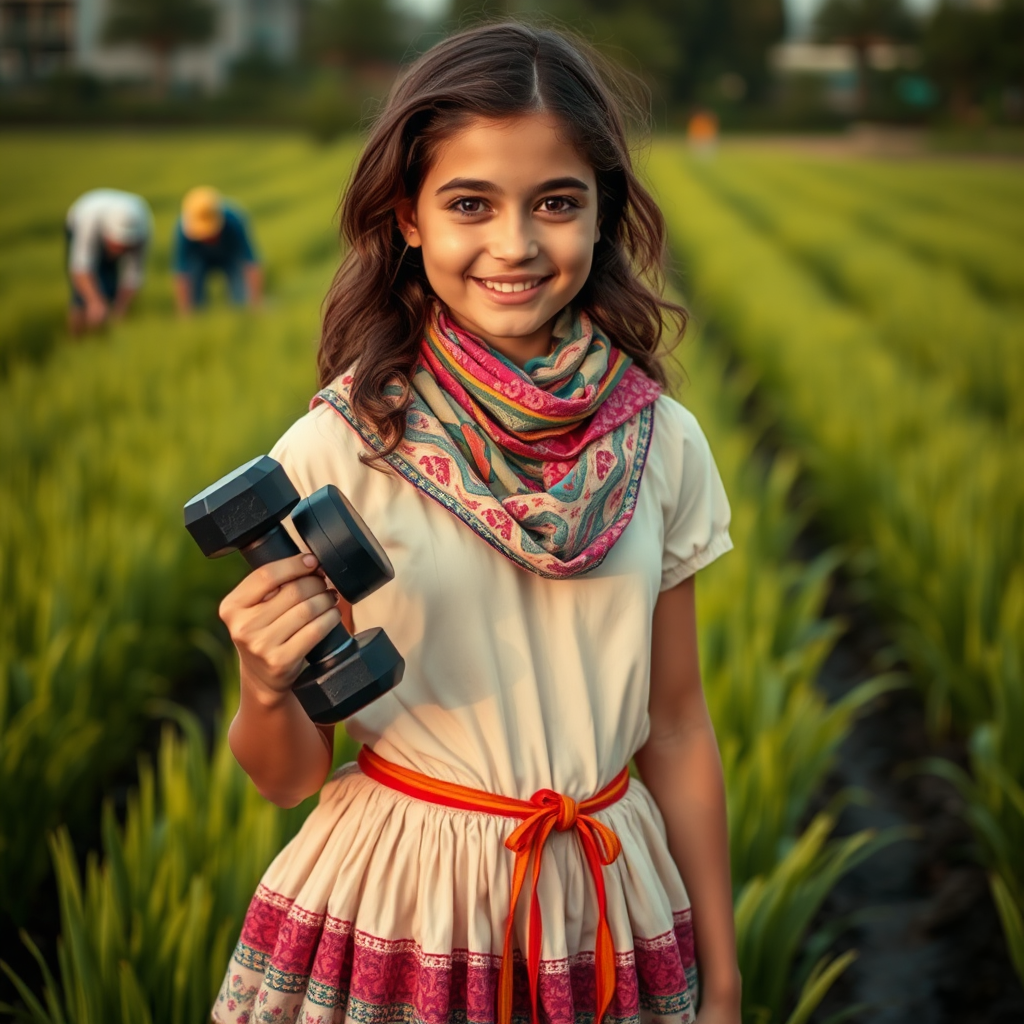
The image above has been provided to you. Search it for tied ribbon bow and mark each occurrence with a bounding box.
[499,787,625,1024]
[356,747,630,1024]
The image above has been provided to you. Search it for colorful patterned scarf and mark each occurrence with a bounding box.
[313,303,662,578]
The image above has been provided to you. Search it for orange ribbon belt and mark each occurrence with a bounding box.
[357,746,629,1024]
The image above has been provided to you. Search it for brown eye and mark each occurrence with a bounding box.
[452,198,485,215]
[540,196,577,214]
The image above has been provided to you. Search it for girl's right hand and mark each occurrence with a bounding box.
[219,553,342,704]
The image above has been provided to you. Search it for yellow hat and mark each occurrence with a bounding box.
[181,186,225,241]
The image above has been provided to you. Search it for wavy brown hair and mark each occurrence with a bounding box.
[319,20,686,457]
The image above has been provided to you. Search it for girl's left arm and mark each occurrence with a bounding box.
[633,575,742,1022]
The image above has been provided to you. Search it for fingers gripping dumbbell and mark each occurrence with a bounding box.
[183,455,404,723]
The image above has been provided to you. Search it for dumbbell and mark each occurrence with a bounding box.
[183,455,404,723]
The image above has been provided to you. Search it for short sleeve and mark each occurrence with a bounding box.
[265,405,350,552]
[268,402,361,498]
[227,207,257,263]
[657,398,733,591]
[67,208,99,275]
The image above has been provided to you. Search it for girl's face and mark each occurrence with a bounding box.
[396,111,601,367]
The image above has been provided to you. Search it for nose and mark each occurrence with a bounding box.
[487,210,539,263]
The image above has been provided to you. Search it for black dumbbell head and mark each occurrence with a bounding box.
[292,486,394,604]
[184,455,299,558]
[293,628,404,723]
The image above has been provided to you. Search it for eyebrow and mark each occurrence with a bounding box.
[433,176,591,196]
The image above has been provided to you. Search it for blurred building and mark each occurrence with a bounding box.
[770,41,920,113]
[0,0,74,80]
[0,0,301,89]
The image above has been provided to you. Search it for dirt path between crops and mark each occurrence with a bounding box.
[801,542,1024,1024]
[719,126,1024,163]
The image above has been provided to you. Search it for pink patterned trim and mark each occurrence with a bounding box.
[222,885,696,1024]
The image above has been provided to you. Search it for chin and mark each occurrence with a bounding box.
[471,299,561,330]
[480,310,546,333]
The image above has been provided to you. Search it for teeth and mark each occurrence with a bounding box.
[483,279,538,293]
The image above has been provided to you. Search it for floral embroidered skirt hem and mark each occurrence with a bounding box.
[212,765,699,1024]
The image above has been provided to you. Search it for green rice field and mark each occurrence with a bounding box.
[0,132,1021,1023]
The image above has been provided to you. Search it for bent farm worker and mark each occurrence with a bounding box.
[65,188,152,335]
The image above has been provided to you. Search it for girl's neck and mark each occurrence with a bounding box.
[446,309,554,369]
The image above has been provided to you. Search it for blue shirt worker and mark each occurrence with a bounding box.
[173,187,263,313]
[65,188,152,335]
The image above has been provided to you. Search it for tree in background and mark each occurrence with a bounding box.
[449,0,515,23]
[924,0,1024,122]
[723,0,788,103]
[104,0,216,98]
[309,0,410,68]
[992,0,1024,120]
[584,0,786,107]
[814,0,918,114]
[446,0,784,117]
[923,1,994,120]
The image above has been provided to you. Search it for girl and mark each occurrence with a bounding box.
[215,22,739,1024]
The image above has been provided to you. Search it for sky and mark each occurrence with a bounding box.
[394,0,942,39]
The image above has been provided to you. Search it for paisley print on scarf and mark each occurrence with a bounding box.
[313,304,661,578]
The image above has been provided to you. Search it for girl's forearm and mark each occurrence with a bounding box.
[634,717,742,1007]
[228,667,334,807]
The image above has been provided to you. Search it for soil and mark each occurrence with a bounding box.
[724,126,932,160]
[802,548,1024,1024]
[720,126,1024,163]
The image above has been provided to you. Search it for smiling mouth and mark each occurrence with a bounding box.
[474,276,551,294]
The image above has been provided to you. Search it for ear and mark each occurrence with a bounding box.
[395,199,422,248]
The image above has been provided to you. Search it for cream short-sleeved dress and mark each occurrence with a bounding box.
[212,386,733,1024]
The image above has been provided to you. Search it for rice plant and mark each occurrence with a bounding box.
[691,154,1024,430]
[0,329,888,1024]
[681,343,895,890]
[0,291,329,920]
[0,677,359,1024]
[0,133,362,921]
[649,144,1024,984]
[733,810,893,1024]
[721,152,1024,303]
[804,157,1024,295]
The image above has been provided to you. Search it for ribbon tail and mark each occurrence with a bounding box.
[498,848,531,1024]
[579,823,618,1024]
[594,918,616,1024]
[527,818,556,1024]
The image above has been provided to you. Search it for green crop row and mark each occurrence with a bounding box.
[691,154,1024,431]
[650,145,1024,984]
[0,271,333,922]
[753,153,1024,302]
[680,347,893,887]
[682,344,897,1023]
[1,678,359,1024]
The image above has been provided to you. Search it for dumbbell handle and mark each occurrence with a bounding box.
[239,522,355,664]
